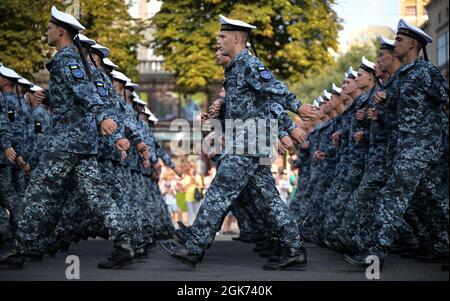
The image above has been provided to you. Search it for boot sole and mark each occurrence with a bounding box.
[263,263,308,271]
[97,258,135,270]
[159,244,197,268]
[0,262,24,270]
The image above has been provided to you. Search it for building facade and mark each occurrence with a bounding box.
[400,0,430,27]
[421,0,449,80]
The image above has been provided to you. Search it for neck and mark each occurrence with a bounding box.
[0,85,13,93]
[388,61,402,76]
[56,39,72,52]
[328,110,337,119]
[229,45,246,60]
[362,83,375,94]
[350,90,361,99]
[399,50,418,65]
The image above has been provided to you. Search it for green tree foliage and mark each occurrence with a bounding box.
[0,0,148,80]
[0,0,54,78]
[291,42,378,103]
[78,0,149,79]
[151,0,342,93]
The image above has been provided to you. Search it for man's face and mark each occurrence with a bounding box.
[217,31,234,56]
[356,68,372,90]
[342,78,357,95]
[375,61,383,78]
[124,88,132,101]
[330,94,340,109]
[215,49,231,66]
[46,22,61,46]
[113,80,124,94]
[378,49,394,72]
[91,52,102,67]
[394,34,413,59]
[321,101,330,113]
[0,75,8,88]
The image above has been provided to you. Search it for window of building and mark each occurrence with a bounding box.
[406,6,417,16]
[437,32,449,67]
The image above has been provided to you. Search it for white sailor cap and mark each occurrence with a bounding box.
[0,65,22,80]
[148,112,158,124]
[331,83,342,95]
[30,85,43,92]
[131,91,139,99]
[133,96,147,106]
[125,81,139,90]
[322,90,332,101]
[50,6,85,34]
[219,15,257,32]
[111,70,131,83]
[379,35,395,50]
[77,34,96,46]
[347,66,358,79]
[397,18,432,45]
[143,107,152,116]
[343,72,348,80]
[359,56,376,74]
[313,99,321,108]
[102,58,118,69]
[18,77,34,87]
[91,44,110,59]
[317,96,325,104]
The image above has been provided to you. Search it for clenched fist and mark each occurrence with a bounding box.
[100,118,117,136]
[289,127,307,144]
[298,104,318,120]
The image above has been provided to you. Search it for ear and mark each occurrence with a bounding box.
[57,26,64,37]
[232,32,239,45]
[408,38,417,50]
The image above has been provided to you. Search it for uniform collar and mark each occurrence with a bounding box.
[46,44,78,72]
[225,48,250,72]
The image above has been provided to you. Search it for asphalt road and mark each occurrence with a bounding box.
[0,235,447,281]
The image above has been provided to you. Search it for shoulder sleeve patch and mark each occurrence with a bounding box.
[68,64,86,80]
[257,66,273,80]
[94,81,108,97]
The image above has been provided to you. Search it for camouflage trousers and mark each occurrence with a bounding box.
[298,163,323,235]
[338,161,390,251]
[185,155,302,255]
[0,165,22,227]
[321,154,365,235]
[289,171,310,225]
[231,189,270,240]
[142,175,158,235]
[16,152,134,250]
[0,206,10,238]
[373,158,449,255]
[99,161,144,247]
[11,166,26,197]
[312,152,351,236]
[150,179,175,235]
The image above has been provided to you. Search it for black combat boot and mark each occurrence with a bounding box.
[25,249,44,262]
[343,245,386,271]
[134,244,148,261]
[97,234,135,269]
[262,245,308,271]
[159,240,202,268]
[0,242,25,270]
